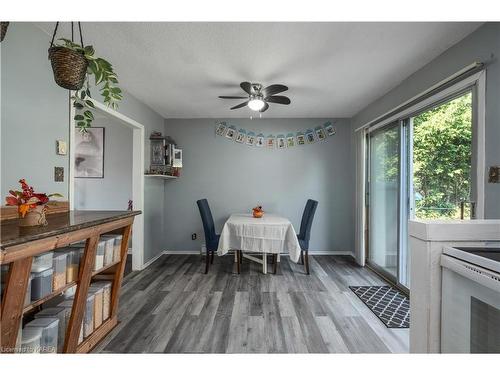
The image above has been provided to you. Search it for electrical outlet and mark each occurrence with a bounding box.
[191,233,197,241]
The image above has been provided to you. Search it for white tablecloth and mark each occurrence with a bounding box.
[217,213,301,263]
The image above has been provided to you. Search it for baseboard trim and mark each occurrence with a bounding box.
[162,250,355,257]
[139,250,168,270]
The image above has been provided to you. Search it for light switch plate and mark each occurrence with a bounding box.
[54,167,64,182]
[56,140,67,155]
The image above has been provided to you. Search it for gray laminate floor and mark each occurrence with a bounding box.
[95,254,409,353]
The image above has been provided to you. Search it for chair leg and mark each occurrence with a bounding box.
[205,249,210,274]
[304,250,310,275]
[211,250,214,264]
[239,251,243,264]
[237,250,241,274]
[273,254,277,274]
[300,250,304,265]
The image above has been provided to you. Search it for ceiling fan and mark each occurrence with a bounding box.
[218,82,291,112]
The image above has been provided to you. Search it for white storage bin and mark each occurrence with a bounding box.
[112,235,123,262]
[100,235,115,266]
[21,327,42,354]
[35,307,67,352]
[52,253,67,290]
[88,284,104,328]
[25,317,59,353]
[57,299,83,344]
[94,241,106,271]
[32,252,53,271]
[83,293,95,338]
[93,281,112,321]
[31,268,53,301]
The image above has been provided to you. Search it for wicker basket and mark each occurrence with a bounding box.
[48,46,88,90]
[0,22,9,42]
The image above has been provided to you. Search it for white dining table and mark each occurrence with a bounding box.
[217,213,301,274]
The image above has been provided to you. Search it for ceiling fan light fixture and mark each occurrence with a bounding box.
[248,98,265,111]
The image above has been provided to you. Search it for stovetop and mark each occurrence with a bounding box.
[454,247,500,262]
[443,246,500,274]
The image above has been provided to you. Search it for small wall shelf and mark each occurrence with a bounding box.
[144,174,178,179]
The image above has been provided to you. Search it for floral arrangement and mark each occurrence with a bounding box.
[5,179,62,217]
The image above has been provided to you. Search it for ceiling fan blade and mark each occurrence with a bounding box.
[240,81,252,95]
[219,96,248,99]
[262,84,288,97]
[230,101,249,110]
[265,95,291,105]
[259,102,269,112]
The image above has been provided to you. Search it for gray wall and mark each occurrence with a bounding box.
[1,23,166,263]
[74,117,133,210]
[163,118,353,254]
[351,22,500,219]
[1,23,69,199]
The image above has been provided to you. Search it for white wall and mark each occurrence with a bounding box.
[74,117,133,210]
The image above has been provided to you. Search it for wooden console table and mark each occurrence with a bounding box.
[0,210,141,353]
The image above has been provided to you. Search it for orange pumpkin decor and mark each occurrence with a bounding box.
[252,205,264,218]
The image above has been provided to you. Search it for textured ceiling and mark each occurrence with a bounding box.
[37,22,481,118]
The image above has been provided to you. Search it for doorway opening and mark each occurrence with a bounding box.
[69,98,145,271]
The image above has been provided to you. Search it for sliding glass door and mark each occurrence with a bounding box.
[367,122,401,281]
[366,90,475,290]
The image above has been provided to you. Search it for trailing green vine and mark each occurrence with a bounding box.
[55,38,123,132]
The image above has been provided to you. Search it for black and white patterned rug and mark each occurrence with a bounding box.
[349,286,410,328]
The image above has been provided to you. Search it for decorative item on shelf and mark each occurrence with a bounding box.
[5,179,63,227]
[246,131,256,146]
[128,200,133,211]
[1,22,9,42]
[48,22,122,132]
[252,206,264,218]
[287,133,295,147]
[172,147,183,168]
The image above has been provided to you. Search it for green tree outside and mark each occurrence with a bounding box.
[413,92,472,219]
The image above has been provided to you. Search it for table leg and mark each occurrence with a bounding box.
[277,253,281,263]
[234,251,238,263]
[263,253,267,274]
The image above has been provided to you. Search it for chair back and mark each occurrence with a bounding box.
[197,199,217,251]
[298,199,318,247]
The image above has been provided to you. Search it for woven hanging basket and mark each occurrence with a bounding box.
[49,46,88,90]
[0,22,9,42]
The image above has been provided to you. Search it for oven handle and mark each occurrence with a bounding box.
[441,254,500,292]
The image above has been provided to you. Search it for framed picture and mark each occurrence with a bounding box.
[225,126,236,140]
[296,134,306,145]
[235,130,246,143]
[267,136,275,149]
[75,127,105,178]
[277,136,286,149]
[306,131,315,144]
[316,127,326,141]
[215,122,227,136]
[172,147,183,168]
[255,134,265,147]
[325,123,336,136]
[287,136,295,147]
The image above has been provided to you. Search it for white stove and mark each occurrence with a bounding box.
[440,245,500,353]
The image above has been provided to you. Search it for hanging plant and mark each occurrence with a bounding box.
[48,22,122,132]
